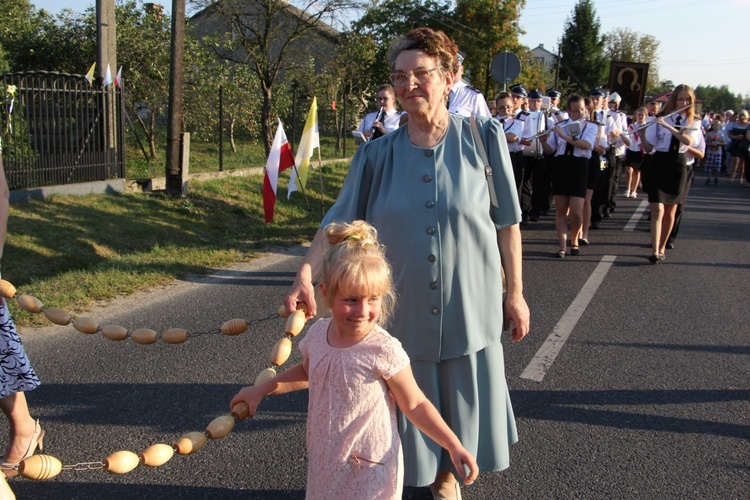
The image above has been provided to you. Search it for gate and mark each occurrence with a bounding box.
[1,71,124,190]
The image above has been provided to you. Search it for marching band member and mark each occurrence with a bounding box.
[637,84,702,264]
[540,94,597,258]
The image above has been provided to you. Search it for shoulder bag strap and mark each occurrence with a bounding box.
[469,116,500,208]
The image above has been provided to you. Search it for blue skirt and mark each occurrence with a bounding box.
[398,341,518,486]
[0,299,40,398]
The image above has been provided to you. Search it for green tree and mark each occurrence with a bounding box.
[192,0,358,155]
[453,0,525,97]
[352,0,452,85]
[558,0,606,94]
[116,0,172,158]
[695,85,742,114]
[605,27,660,92]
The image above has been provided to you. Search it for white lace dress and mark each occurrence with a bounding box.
[299,318,410,500]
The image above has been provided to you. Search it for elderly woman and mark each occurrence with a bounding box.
[284,28,529,499]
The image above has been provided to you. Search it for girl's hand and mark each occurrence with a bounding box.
[230,386,265,419]
[449,446,479,485]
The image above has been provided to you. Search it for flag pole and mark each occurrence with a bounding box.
[290,162,313,217]
[317,148,324,217]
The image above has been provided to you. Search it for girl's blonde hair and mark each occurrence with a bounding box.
[321,221,396,325]
[634,106,648,122]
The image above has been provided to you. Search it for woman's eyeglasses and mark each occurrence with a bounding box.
[389,68,439,88]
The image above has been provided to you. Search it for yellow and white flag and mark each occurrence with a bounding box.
[288,97,319,198]
[84,62,96,86]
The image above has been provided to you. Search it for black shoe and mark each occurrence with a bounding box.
[603,208,611,218]
[590,220,600,229]
[520,215,530,225]
[666,241,674,249]
[529,214,539,222]
[649,253,659,264]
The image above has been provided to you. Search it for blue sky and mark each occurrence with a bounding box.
[30,0,750,101]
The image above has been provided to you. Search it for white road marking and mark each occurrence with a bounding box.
[624,199,649,231]
[520,255,617,382]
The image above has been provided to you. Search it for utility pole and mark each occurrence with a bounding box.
[166,0,186,195]
[97,0,118,162]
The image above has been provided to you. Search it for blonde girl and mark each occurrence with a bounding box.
[231,221,478,500]
[624,106,648,198]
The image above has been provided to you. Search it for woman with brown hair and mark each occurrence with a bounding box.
[637,84,702,263]
[283,27,529,499]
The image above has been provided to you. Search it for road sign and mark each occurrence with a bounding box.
[491,52,522,89]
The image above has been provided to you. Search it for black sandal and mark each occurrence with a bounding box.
[570,245,580,256]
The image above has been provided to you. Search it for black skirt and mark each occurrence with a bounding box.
[648,151,689,204]
[625,149,643,169]
[553,153,588,198]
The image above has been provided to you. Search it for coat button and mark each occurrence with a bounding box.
[425,201,435,208]
[431,307,440,315]
[424,150,434,157]
[428,254,437,262]
[423,175,433,183]
[429,282,438,290]
[426,227,435,235]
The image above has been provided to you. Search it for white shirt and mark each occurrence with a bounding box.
[686,129,706,165]
[609,110,629,156]
[495,115,525,153]
[448,80,491,117]
[547,119,598,159]
[521,110,554,157]
[357,108,401,136]
[644,114,702,154]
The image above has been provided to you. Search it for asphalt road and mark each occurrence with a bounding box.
[4,179,749,499]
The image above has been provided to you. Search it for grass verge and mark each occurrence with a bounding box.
[5,161,350,327]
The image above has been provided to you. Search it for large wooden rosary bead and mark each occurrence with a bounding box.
[254,367,276,386]
[220,318,248,336]
[0,280,16,299]
[205,415,235,440]
[18,455,62,480]
[270,337,292,367]
[101,324,128,341]
[131,328,158,345]
[73,317,100,334]
[161,328,188,344]
[139,444,174,467]
[17,294,43,313]
[284,310,306,337]
[231,402,249,420]
[44,307,71,325]
[103,450,140,474]
[174,432,206,455]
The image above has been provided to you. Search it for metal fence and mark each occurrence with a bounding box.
[1,71,124,190]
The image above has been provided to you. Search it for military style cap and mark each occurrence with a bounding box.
[528,89,544,99]
[510,84,528,98]
[589,87,607,97]
[609,92,622,104]
[546,88,562,99]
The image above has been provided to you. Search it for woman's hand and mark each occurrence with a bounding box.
[449,446,479,486]
[504,293,530,342]
[285,277,317,319]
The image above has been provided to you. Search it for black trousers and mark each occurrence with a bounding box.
[608,154,625,209]
[668,162,695,243]
[591,147,617,222]
[522,155,543,216]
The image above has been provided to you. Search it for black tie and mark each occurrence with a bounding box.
[499,118,505,124]
[670,116,682,152]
